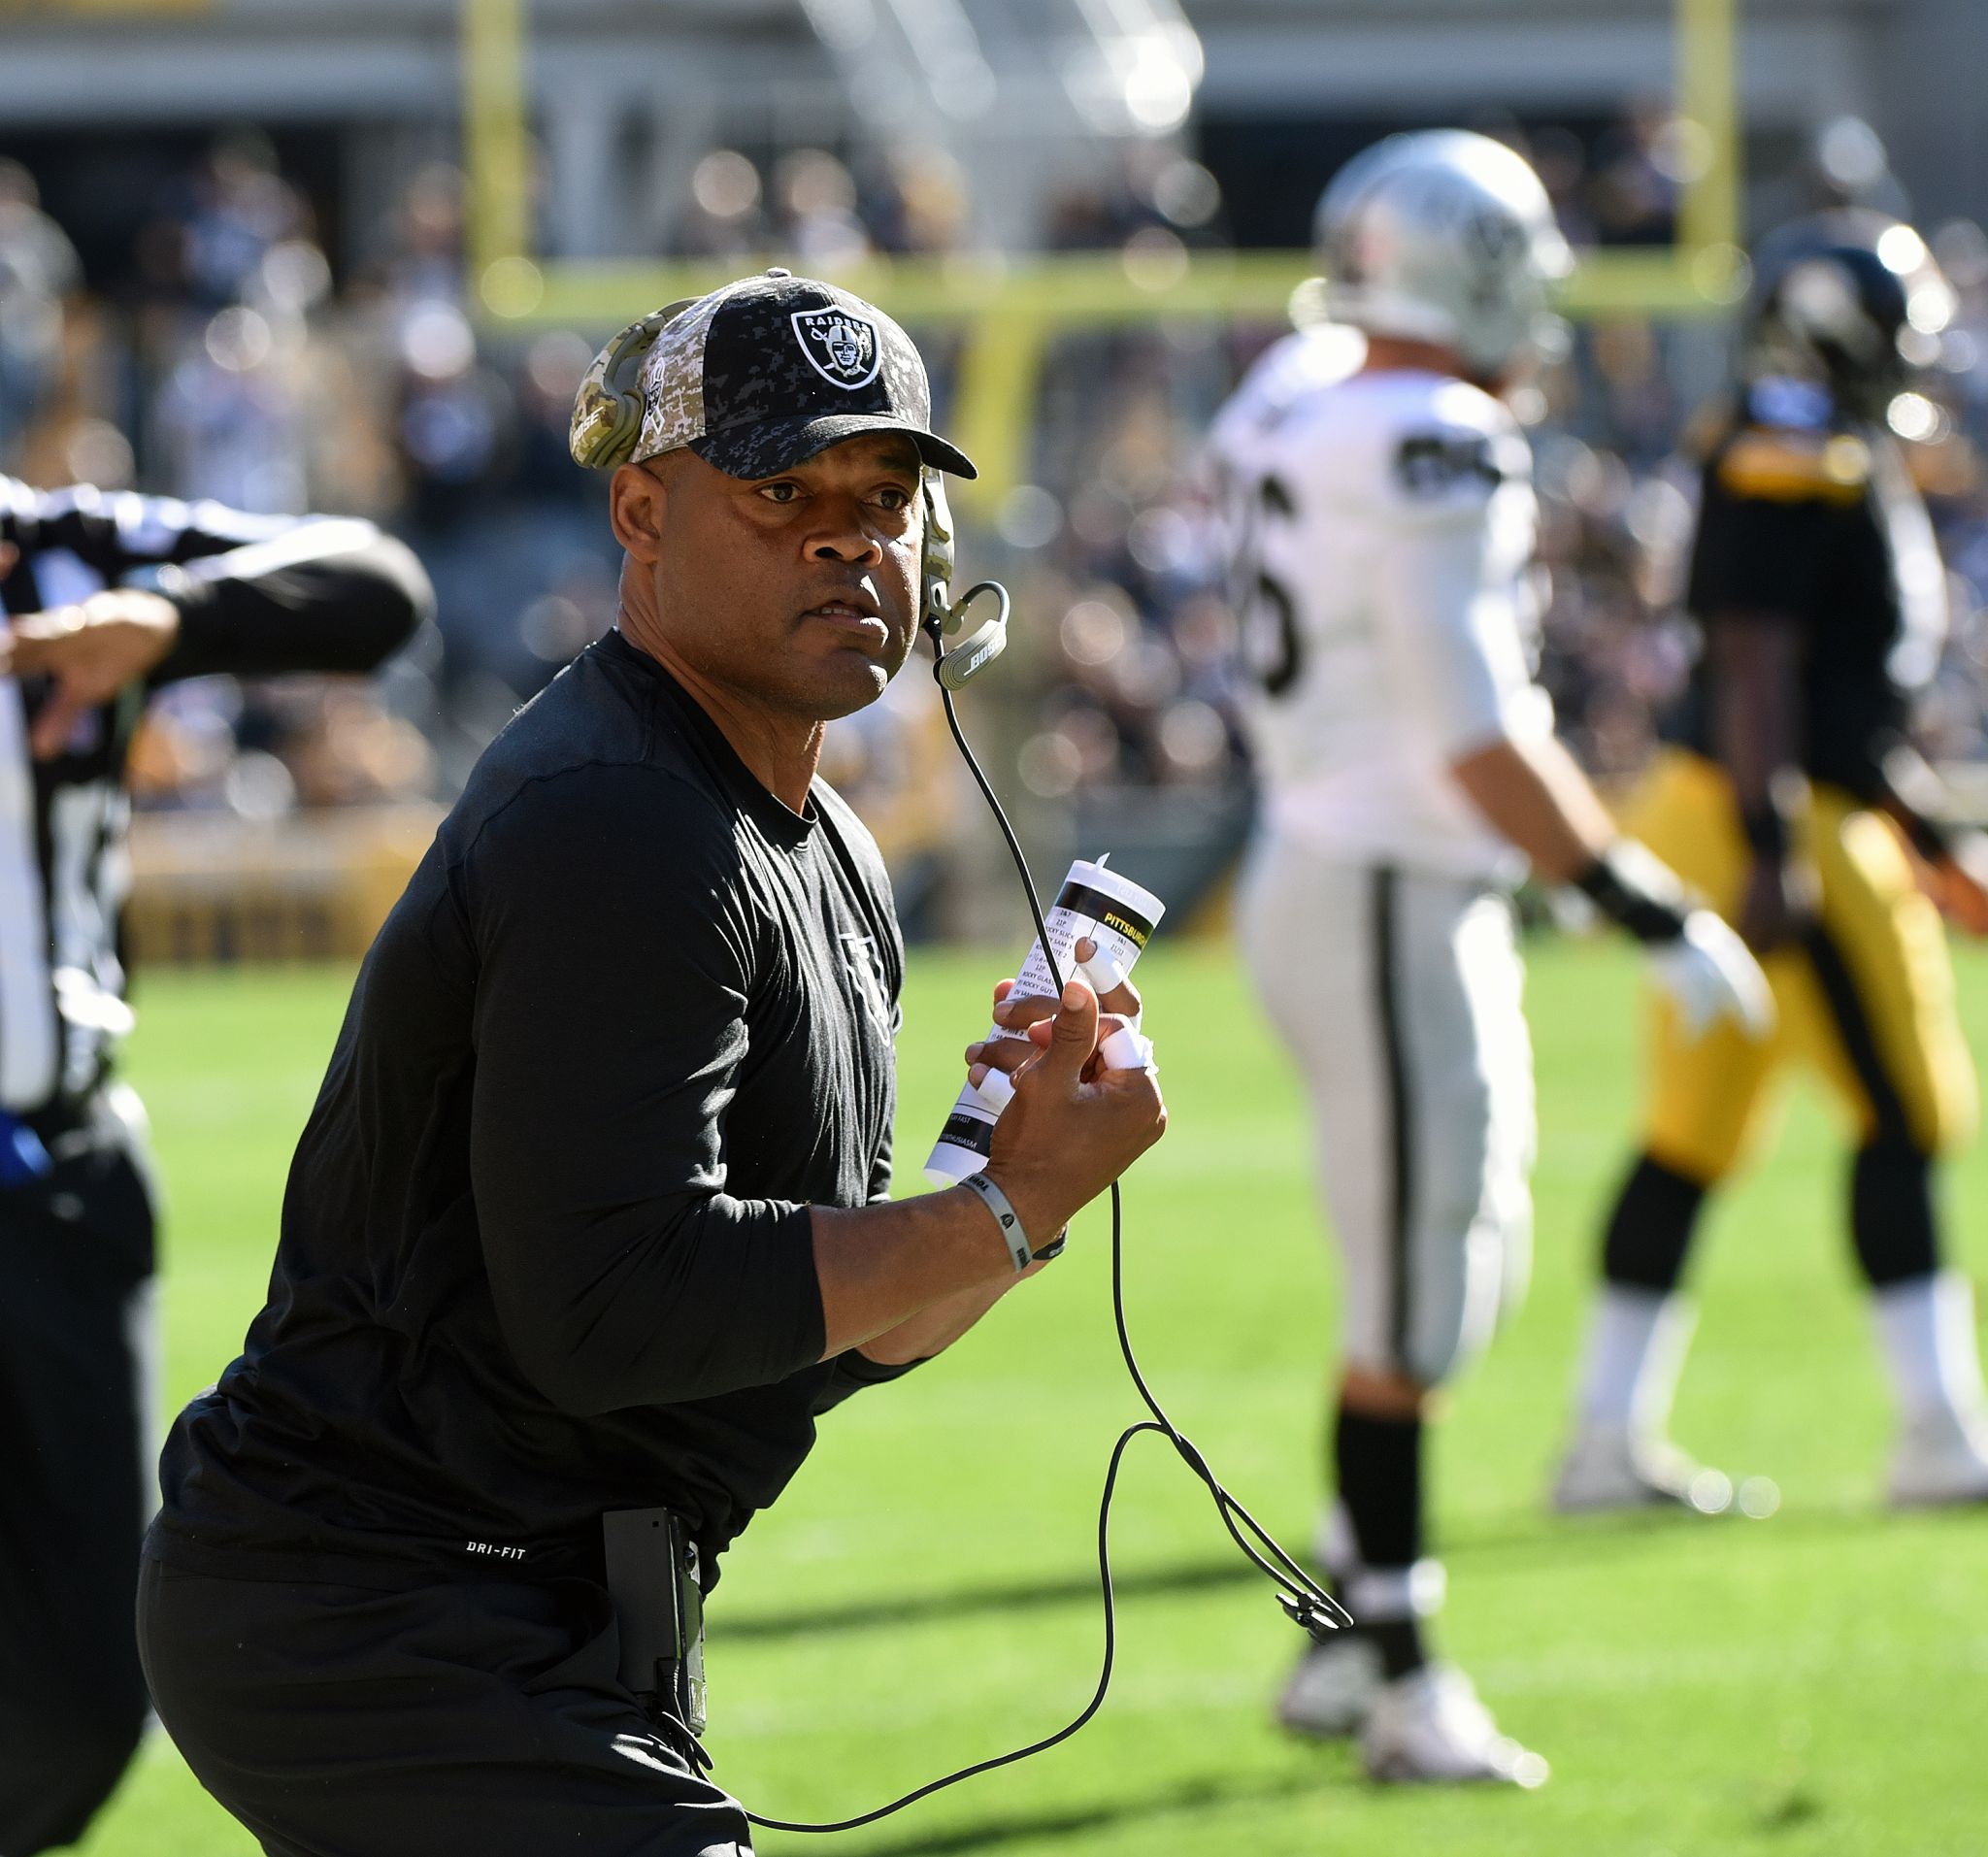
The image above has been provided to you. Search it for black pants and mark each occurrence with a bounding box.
[138,1558,753,1856]
[0,1095,157,1855]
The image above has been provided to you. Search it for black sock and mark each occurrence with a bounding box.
[1602,1153,1707,1293]
[1363,1616,1428,1680]
[1334,1406,1428,1678]
[1850,1142,1940,1287]
[1335,1407,1424,1565]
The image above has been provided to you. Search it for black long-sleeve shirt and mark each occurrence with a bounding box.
[148,631,909,1589]
[0,478,429,1112]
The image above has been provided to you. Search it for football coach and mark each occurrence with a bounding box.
[137,269,1166,1856]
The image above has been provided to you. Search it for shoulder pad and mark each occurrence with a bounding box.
[1369,375,1526,504]
[1254,326,1362,407]
[1715,429,1869,505]
[1209,328,1360,457]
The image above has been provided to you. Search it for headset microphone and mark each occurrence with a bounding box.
[930,583,1010,689]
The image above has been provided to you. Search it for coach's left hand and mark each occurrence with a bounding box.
[0,587,181,758]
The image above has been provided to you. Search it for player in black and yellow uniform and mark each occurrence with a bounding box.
[1555,213,1988,1511]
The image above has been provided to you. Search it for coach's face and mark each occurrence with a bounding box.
[613,434,923,723]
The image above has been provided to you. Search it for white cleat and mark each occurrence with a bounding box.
[1276,1632,1383,1740]
[1887,1406,1988,1507]
[1550,1425,1736,1515]
[1359,1665,1548,1787]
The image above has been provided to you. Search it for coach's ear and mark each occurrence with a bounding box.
[608,460,669,565]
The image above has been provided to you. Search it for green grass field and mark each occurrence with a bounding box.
[79,940,1988,1856]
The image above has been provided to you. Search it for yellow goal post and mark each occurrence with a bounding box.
[459,0,1744,507]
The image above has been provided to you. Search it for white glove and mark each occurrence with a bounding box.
[1646,910,1774,1041]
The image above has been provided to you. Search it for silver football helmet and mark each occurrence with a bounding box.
[1314,130,1573,380]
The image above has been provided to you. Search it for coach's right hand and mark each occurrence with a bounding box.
[980,977,1167,1246]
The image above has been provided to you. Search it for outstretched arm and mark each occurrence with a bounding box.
[145,520,432,683]
[1447,730,1617,882]
[1446,722,1771,1036]
[0,517,429,757]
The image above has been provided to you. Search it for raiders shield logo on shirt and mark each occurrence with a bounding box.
[839,933,895,1039]
[792,309,881,389]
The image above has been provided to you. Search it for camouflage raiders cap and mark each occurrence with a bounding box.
[569,268,976,481]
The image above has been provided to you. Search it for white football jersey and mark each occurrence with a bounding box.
[1209,347,1551,882]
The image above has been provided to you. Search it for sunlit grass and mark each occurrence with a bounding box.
[82,940,1988,1856]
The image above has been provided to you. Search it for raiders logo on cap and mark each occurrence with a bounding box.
[568,269,976,481]
[792,309,881,389]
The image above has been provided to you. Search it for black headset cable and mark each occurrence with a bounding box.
[734,604,1348,1836]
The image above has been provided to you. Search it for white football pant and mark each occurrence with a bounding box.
[1238,839,1536,1386]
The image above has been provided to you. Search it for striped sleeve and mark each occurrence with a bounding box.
[14,480,295,577]
[2,477,430,680]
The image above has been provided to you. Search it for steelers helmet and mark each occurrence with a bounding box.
[1313,129,1573,381]
[1746,210,1957,417]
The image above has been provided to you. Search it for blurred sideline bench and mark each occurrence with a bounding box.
[127,806,445,965]
[124,769,1988,964]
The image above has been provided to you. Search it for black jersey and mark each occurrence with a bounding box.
[1677,381,1947,795]
[0,479,426,1113]
[148,631,909,1590]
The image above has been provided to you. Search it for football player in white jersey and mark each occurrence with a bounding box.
[1211,130,1773,1785]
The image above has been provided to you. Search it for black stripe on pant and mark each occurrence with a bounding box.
[1373,868,1414,1372]
[1803,923,1941,1284]
[1801,925,1914,1148]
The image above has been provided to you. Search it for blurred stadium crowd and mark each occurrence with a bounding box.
[10,111,1988,930]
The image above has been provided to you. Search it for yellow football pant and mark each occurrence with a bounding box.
[1618,750,1976,1185]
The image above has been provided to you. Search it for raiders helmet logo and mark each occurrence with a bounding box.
[791,308,881,388]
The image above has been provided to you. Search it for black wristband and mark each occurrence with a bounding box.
[1573,843,1690,945]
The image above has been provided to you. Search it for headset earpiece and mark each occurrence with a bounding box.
[569,299,700,471]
